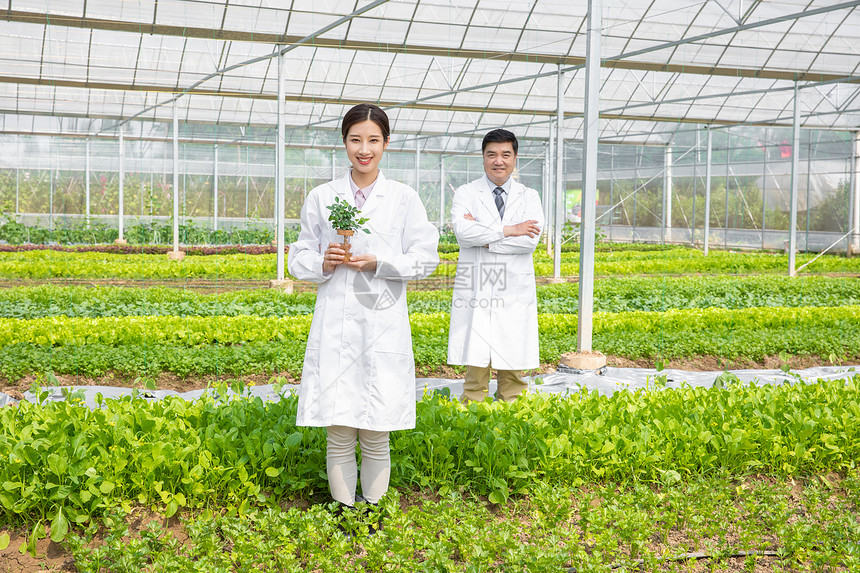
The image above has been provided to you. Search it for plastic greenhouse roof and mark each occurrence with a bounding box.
[0,0,858,149]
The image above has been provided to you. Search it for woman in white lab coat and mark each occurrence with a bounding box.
[287,103,439,511]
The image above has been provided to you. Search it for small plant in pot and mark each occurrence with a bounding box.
[327,196,370,262]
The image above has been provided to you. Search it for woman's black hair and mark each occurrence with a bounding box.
[341,103,391,142]
[481,128,518,155]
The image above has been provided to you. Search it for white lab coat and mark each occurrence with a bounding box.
[447,176,544,370]
[288,171,439,431]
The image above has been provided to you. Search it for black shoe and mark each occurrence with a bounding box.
[330,501,356,538]
[354,495,382,536]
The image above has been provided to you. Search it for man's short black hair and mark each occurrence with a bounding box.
[481,129,518,155]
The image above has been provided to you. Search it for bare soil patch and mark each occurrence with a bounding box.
[1,371,299,396]
[606,353,857,372]
[0,524,73,573]
[0,278,275,292]
[0,509,189,573]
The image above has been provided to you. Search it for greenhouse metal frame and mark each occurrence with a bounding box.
[0,0,858,270]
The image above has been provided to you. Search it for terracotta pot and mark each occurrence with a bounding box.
[336,229,355,262]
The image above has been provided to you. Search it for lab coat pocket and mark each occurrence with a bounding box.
[372,351,413,390]
[371,230,401,258]
[370,350,416,425]
[512,270,537,294]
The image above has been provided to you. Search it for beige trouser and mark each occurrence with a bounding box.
[326,425,390,506]
[461,365,527,403]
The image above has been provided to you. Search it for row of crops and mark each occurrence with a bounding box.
[4,379,860,531]
[2,244,859,571]
[2,244,860,279]
[0,274,858,380]
[4,375,860,570]
[0,218,284,247]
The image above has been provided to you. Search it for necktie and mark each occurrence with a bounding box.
[355,189,366,209]
[493,186,505,220]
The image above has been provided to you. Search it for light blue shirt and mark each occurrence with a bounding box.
[484,174,512,197]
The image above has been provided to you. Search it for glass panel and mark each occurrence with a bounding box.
[460,26,527,52]
[406,21,465,48]
[221,4,290,35]
[84,0,143,22]
[156,0,222,30]
[287,11,344,40]
[518,30,573,56]
[346,17,411,44]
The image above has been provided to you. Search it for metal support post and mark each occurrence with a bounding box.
[49,169,54,230]
[273,153,279,232]
[546,119,555,254]
[788,83,800,276]
[632,149,638,241]
[553,65,565,279]
[416,146,421,194]
[331,149,336,180]
[663,144,672,243]
[852,131,860,254]
[15,136,19,219]
[541,142,548,212]
[85,138,91,228]
[577,0,601,352]
[213,144,219,231]
[761,130,768,249]
[704,127,713,256]
[805,132,812,253]
[140,141,145,218]
[542,143,549,247]
[172,101,180,254]
[118,129,125,241]
[724,146,730,250]
[691,138,698,246]
[245,146,249,222]
[276,47,287,281]
[609,146,615,241]
[847,135,855,257]
[440,156,445,228]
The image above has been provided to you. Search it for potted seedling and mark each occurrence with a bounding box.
[327,196,370,262]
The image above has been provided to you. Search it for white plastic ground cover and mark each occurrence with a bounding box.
[419,366,859,400]
[0,366,857,409]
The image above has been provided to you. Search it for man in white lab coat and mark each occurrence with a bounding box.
[447,129,544,402]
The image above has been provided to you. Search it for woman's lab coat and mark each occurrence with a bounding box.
[288,171,439,431]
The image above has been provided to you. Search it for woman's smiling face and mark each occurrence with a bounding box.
[345,119,389,183]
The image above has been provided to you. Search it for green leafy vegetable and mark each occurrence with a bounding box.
[326,196,370,233]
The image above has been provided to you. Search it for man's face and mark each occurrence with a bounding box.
[482,141,516,186]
